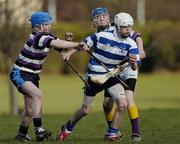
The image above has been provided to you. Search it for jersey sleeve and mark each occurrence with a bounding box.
[130,31,141,41]
[33,33,55,49]
[83,33,97,49]
[129,40,140,64]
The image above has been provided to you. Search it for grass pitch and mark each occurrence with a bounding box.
[0,109,180,144]
[0,73,180,143]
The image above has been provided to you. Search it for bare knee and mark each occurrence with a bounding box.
[81,105,91,115]
[21,108,33,118]
[118,103,127,112]
[25,108,33,117]
[116,98,127,112]
[31,90,43,101]
[103,100,114,113]
[126,90,135,106]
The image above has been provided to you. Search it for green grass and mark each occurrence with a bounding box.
[0,73,180,143]
[1,73,180,114]
[0,110,180,144]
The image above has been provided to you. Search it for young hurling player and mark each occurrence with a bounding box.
[105,12,143,141]
[91,7,117,130]
[10,11,87,142]
[56,11,140,142]
[92,7,145,141]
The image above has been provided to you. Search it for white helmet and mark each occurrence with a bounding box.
[114,12,134,27]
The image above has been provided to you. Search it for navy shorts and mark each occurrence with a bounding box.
[84,76,120,97]
[104,78,137,97]
[10,68,40,94]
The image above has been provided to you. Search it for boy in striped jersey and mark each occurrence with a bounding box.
[92,8,145,141]
[10,11,86,142]
[57,11,140,142]
[91,6,121,136]
[92,7,145,141]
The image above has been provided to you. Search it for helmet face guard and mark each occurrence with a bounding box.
[30,12,52,28]
[114,12,133,37]
[91,7,110,29]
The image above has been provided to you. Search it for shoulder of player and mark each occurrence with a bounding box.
[32,32,55,39]
[127,37,138,47]
[96,30,114,37]
[130,30,141,39]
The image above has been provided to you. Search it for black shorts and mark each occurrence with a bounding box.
[104,78,137,97]
[10,68,40,94]
[84,76,120,97]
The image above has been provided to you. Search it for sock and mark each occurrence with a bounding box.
[128,105,140,135]
[107,121,112,128]
[33,118,42,131]
[105,105,115,127]
[18,125,28,135]
[107,126,119,135]
[65,120,74,132]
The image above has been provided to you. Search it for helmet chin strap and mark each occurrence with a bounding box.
[97,25,109,32]
[115,25,130,38]
[33,24,46,33]
[97,23,111,32]
[117,32,130,38]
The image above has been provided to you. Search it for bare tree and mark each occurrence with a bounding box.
[137,0,146,24]
[0,0,42,115]
[0,0,18,115]
[48,0,57,22]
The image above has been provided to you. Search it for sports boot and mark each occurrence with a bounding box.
[57,125,71,141]
[104,132,122,142]
[131,133,142,142]
[15,133,31,142]
[35,127,52,142]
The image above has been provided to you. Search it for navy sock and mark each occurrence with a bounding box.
[107,120,112,128]
[18,125,28,135]
[33,118,42,129]
[66,120,74,131]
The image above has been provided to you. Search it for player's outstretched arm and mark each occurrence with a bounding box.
[50,39,79,49]
[61,48,78,61]
[61,42,89,61]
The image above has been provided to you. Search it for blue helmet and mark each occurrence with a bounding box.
[91,7,109,18]
[30,12,52,27]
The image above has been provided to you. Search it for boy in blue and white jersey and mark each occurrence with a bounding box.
[91,7,144,141]
[87,8,144,141]
[103,13,144,141]
[84,27,139,76]
[10,11,86,142]
[57,11,140,142]
[91,10,145,141]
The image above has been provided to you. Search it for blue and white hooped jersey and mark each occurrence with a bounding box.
[84,27,140,76]
[13,32,55,73]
